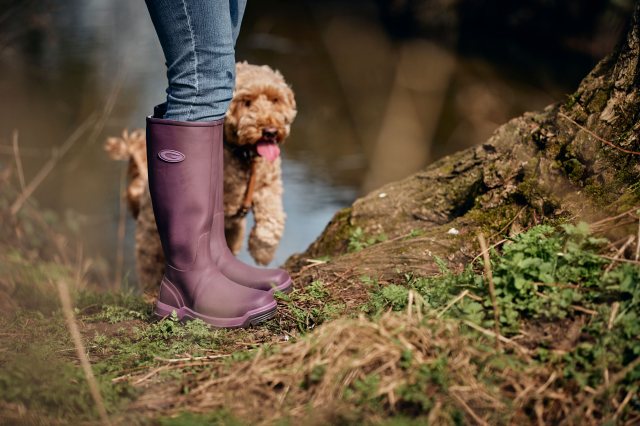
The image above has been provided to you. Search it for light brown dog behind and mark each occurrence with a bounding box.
[105,62,296,296]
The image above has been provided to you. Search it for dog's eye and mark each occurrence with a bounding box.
[271,97,279,104]
[244,99,252,107]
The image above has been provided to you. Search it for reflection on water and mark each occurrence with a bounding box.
[0,0,600,289]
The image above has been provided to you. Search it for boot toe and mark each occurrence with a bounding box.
[270,268,292,292]
[194,276,276,319]
[257,268,291,290]
[217,254,292,292]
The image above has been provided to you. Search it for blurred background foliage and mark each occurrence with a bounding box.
[0,0,635,288]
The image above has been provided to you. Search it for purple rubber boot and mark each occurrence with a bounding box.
[147,113,277,328]
[152,104,292,295]
[209,122,292,295]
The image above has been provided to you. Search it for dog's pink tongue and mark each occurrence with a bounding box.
[256,141,280,162]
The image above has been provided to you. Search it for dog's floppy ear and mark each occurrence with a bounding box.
[283,86,297,125]
[225,95,240,143]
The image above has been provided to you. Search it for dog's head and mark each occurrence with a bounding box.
[224,62,297,162]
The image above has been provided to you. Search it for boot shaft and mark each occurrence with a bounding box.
[146,115,224,270]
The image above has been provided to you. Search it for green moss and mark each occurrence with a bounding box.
[563,158,586,182]
[465,204,521,236]
[307,207,354,257]
[565,92,581,109]
[583,181,619,206]
[586,88,611,113]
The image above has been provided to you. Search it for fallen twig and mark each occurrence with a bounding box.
[55,279,111,426]
[11,129,25,191]
[478,233,501,351]
[472,238,508,264]
[599,255,640,265]
[462,320,530,358]
[490,206,525,240]
[437,290,469,318]
[614,389,635,420]
[535,372,558,395]
[608,302,620,331]
[605,235,635,273]
[451,392,489,426]
[296,258,328,275]
[154,354,230,363]
[534,291,598,315]
[559,112,640,156]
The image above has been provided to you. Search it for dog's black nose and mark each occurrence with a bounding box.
[262,128,278,139]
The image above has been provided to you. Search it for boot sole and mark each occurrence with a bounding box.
[155,300,277,329]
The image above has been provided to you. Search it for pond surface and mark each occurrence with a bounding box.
[0,0,596,290]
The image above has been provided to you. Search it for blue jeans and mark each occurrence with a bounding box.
[145,0,247,122]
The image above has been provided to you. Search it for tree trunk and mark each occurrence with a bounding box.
[285,3,640,308]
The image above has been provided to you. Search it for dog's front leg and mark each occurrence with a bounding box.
[225,216,246,254]
[248,176,285,265]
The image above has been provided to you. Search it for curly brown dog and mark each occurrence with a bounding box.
[105,62,296,296]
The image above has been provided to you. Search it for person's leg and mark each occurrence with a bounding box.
[143,0,279,327]
[145,0,291,297]
[230,0,248,46]
[145,0,236,122]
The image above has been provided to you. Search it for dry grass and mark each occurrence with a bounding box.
[136,308,577,425]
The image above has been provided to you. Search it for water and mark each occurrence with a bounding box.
[0,0,596,289]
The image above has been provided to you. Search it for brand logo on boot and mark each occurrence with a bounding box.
[158,149,185,163]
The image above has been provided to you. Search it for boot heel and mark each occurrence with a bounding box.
[155,277,186,320]
[155,301,183,320]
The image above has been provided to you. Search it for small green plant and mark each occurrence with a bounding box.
[301,364,327,389]
[395,357,450,412]
[306,280,329,300]
[345,374,381,404]
[406,228,424,239]
[88,304,147,324]
[348,227,387,252]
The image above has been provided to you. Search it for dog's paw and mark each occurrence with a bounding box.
[248,235,277,265]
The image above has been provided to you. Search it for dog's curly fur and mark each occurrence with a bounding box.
[105,62,296,296]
